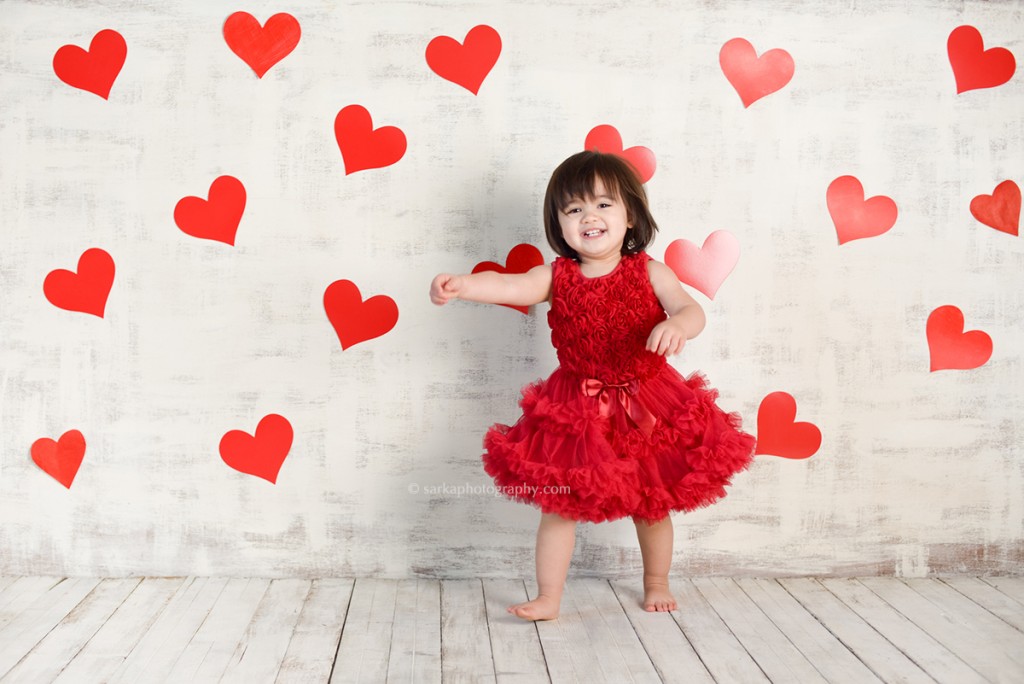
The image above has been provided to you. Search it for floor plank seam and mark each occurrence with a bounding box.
[849,578,957,681]
[984,578,1024,605]
[478,579,500,682]
[778,579,891,684]
[854,578,988,683]
[690,579,772,684]
[736,579,834,684]
[527,579,554,684]
[324,579,355,684]
[937,577,1024,635]
[610,579,684,684]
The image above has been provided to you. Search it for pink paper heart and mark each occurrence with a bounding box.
[947,25,1016,94]
[584,125,656,184]
[827,175,898,245]
[927,305,993,372]
[663,230,740,299]
[754,392,821,459]
[719,38,795,108]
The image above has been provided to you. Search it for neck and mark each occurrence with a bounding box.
[577,252,623,277]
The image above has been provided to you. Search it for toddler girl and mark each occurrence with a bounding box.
[430,151,755,620]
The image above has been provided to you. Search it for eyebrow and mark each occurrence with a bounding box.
[564,194,616,203]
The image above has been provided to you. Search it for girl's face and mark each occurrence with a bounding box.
[557,177,632,263]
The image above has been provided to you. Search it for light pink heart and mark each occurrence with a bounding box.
[663,230,740,299]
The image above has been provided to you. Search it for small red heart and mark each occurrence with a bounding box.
[719,38,794,108]
[223,12,301,79]
[584,125,656,184]
[663,230,740,300]
[426,25,501,95]
[970,180,1020,236]
[334,105,407,175]
[827,176,898,245]
[754,392,821,460]
[947,25,1016,94]
[219,414,293,484]
[174,175,246,245]
[927,305,993,372]
[31,430,86,488]
[52,29,126,99]
[324,280,399,350]
[44,248,115,317]
[472,243,545,314]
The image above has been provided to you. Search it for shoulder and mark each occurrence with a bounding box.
[551,256,577,276]
[644,257,675,282]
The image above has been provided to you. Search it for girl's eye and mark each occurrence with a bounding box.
[565,207,580,214]
[599,203,611,208]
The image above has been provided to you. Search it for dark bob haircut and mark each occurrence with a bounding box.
[542,150,658,260]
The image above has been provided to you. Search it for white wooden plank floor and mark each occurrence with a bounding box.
[0,576,1021,683]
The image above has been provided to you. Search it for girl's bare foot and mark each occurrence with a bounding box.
[643,579,677,612]
[508,594,560,621]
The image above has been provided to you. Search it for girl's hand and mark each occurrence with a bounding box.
[430,273,463,305]
[646,319,687,356]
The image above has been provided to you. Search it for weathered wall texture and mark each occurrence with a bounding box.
[1,0,1022,577]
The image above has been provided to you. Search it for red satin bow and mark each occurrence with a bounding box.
[582,378,657,437]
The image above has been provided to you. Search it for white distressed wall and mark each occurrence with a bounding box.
[1,0,1022,578]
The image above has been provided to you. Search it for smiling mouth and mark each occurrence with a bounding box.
[582,229,605,238]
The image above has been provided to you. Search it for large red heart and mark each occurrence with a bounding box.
[970,180,1020,236]
[223,12,301,79]
[174,175,246,245]
[947,25,1016,94]
[754,392,821,460]
[219,414,293,484]
[719,38,794,108]
[324,280,399,350]
[44,248,115,318]
[584,125,656,184]
[334,105,407,175]
[826,176,898,245]
[663,230,740,299]
[927,305,993,372]
[52,29,126,99]
[426,24,501,95]
[31,430,86,489]
[472,243,545,314]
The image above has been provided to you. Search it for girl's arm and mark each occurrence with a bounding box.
[645,259,706,356]
[430,264,553,307]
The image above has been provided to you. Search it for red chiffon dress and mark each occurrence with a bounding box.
[482,252,756,524]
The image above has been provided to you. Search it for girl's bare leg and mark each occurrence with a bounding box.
[633,516,677,611]
[509,512,576,620]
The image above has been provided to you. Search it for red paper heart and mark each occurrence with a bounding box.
[827,175,898,245]
[334,105,407,175]
[43,248,115,317]
[584,125,656,184]
[223,12,301,79]
[31,430,86,488]
[174,175,246,245]
[755,392,821,460]
[426,24,501,95]
[947,25,1016,94]
[472,243,545,314]
[324,280,399,350]
[970,180,1020,236]
[219,414,293,484]
[663,230,740,299]
[52,29,126,99]
[927,305,993,372]
[719,38,794,108]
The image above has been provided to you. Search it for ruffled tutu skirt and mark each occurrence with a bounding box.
[482,365,756,524]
